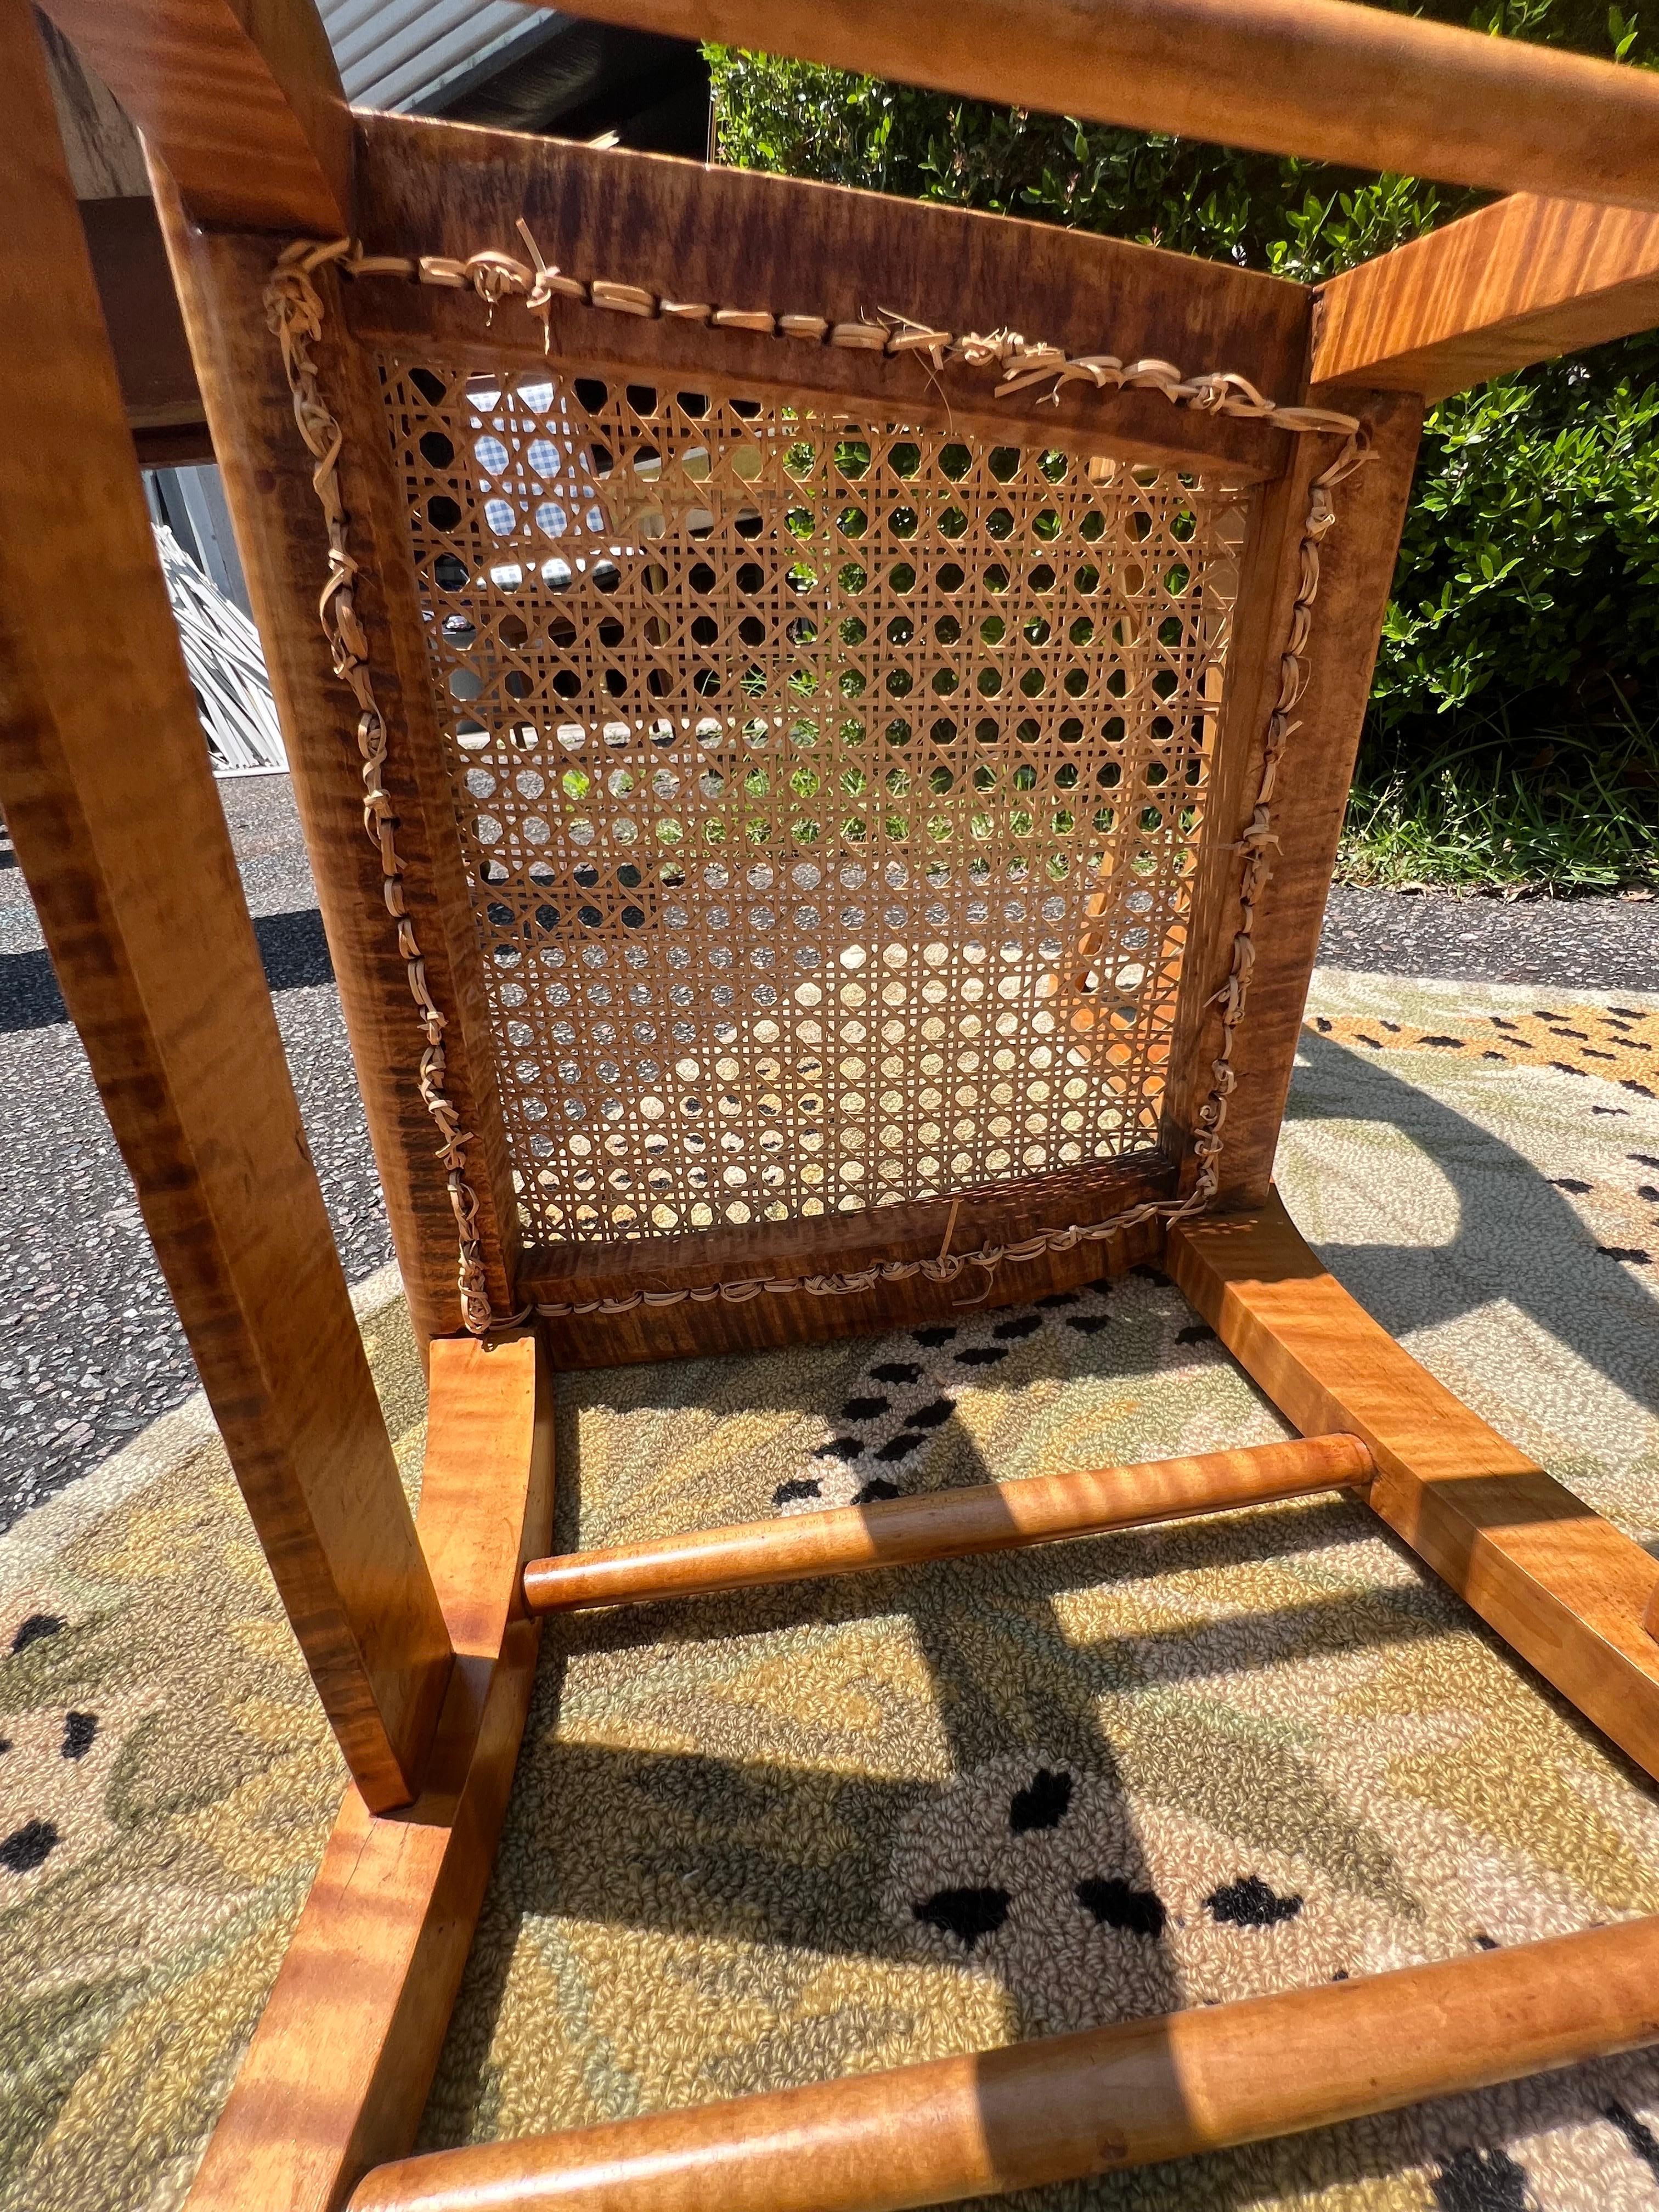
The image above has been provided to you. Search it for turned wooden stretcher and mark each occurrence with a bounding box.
[5,0,1659,2205]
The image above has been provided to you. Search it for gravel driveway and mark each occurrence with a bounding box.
[0,775,1652,1529]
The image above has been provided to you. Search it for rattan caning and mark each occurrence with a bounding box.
[266,236,1367,1331]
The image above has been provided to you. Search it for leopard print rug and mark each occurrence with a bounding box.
[3,970,1657,2212]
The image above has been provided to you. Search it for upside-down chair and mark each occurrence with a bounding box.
[7,0,1659,2204]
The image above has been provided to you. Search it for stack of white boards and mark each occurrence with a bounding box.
[154,523,288,776]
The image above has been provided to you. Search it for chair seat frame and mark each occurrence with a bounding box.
[5,2,1659,2207]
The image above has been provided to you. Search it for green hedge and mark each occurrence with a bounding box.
[707,5,1659,889]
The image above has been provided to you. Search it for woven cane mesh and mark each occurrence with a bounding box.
[378,354,1250,1245]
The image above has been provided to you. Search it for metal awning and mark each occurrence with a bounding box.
[319,0,565,112]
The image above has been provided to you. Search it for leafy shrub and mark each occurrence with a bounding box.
[707,4,1659,887]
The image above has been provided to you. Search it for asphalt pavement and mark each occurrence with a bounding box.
[1321,882,1659,994]
[0,778,391,1529]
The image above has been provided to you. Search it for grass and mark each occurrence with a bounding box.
[1336,707,1659,898]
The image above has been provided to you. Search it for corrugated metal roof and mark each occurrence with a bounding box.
[320,0,563,112]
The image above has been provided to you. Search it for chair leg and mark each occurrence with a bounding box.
[183,1334,554,2212]
[185,1199,1659,2212]
[1169,1192,1659,1781]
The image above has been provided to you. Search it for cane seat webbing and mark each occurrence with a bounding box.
[379,353,1250,1249]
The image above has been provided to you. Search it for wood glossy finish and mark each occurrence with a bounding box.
[80,196,208,457]
[40,8,148,196]
[1162,393,1423,1206]
[1159,435,1323,1201]
[42,5,210,454]
[154,176,523,1350]
[38,0,351,232]
[27,17,1659,2209]
[349,1916,1659,2212]
[155,101,1315,1347]
[526,1433,1372,1612]
[351,110,1308,483]
[184,1334,555,2212]
[0,0,449,1814]
[1314,194,1659,401]
[521,1159,1175,1367]
[525,0,1659,210]
[1169,1194,1659,1782]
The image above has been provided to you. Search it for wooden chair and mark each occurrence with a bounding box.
[7,0,1659,2204]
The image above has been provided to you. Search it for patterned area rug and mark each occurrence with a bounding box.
[3,973,1657,2212]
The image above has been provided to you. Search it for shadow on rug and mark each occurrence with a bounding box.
[3,975,1658,2211]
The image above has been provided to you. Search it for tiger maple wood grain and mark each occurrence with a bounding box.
[0,0,449,1813]
[348,1916,1659,2210]
[521,1160,1173,1364]
[1161,393,1424,1207]
[525,0,1659,210]
[38,0,350,231]
[1170,1193,1659,1780]
[46,0,1659,222]
[184,1334,555,2212]
[1315,194,1659,401]
[153,179,524,1348]
[352,111,1308,484]
[524,1432,1372,1611]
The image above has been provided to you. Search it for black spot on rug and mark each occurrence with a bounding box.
[1,1819,58,1874]
[61,1711,97,1760]
[9,1613,63,1655]
[872,1433,926,1463]
[913,1885,1011,1951]
[1606,2100,1659,2181]
[1431,2143,1530,2212]
[1075,1876,1167,1939]
[1008,1767,1073,1835]
[1206,1874,1303,1927]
